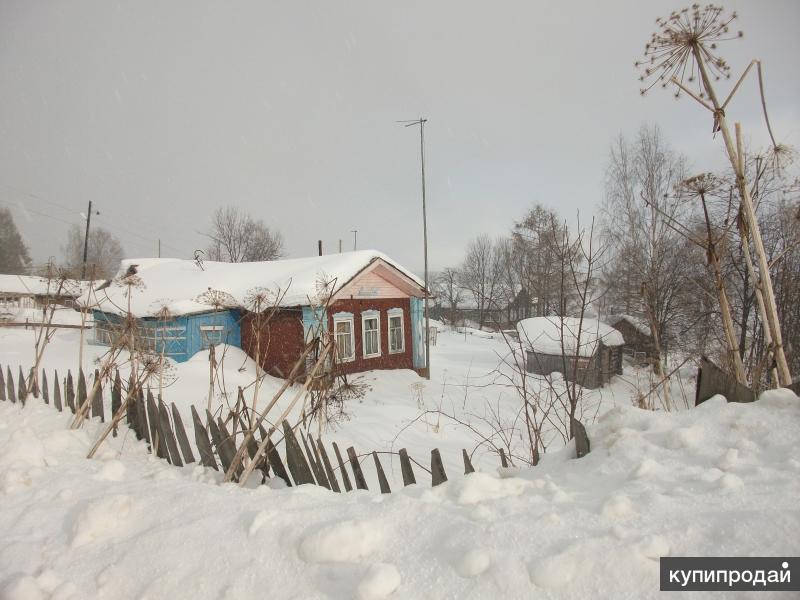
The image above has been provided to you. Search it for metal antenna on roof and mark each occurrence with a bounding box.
[398,117,430,379]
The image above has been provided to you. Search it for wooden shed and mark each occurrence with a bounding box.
[516,316,624,389]
[607,314,657,363]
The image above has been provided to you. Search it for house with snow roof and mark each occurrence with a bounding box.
[0,274,85,322]
[516,316,624,388]
[89,250,429,377]
[606,314,657,363]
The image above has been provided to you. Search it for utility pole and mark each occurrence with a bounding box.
[81,201,99,280]
[399,117,430,379]
[158,239,161,258]
[351,230,358,251]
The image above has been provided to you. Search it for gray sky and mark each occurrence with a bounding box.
[1,0,798,275]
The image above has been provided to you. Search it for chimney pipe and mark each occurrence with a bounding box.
[318,240,323,256]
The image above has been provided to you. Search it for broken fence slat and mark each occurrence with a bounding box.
[258,425,291,487]
[7,366,16,403]
[499,448,509,468]
[372,452,391,494]
[0,365,6,401]
[135,388,147,442]
[77,369,87,414]
[462,449,475,474]
[302,432,329,489]
[41,370,49,404]
[315,438,341,493]
[216,417,240,478]
[18,366,27,404]
[282,421,316,486]
[190,405,217,470]
[158,401,183,467]
[346,446,369,491]
[29,367,39,398]
[171,404,195,464]
[66,371,75,413]
[53,370,62,412]
[92,369,104,422]
[332,441,353,492]
[146,390,167,459]
[398,448,416,486]
[571,417,590,459]
[431,449,447,486]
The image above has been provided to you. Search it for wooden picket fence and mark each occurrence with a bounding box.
[0,362,593,492]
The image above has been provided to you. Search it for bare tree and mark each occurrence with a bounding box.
[512,204,561,316]
[433,267,463,326]
[458,235,505,329]
[0,207,32,274]
[205,207,284,262]
[63,225,124,279]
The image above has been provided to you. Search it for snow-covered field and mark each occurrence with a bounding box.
[1,324,798,598]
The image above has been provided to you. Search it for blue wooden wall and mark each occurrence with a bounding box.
[91,309,241,363]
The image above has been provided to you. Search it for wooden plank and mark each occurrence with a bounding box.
[372,452,391,494]
[399,448,416,486]
[571,417,590,458]
[431,449,447,486]
[18,366,27,404]
[216,417,240,478]
[695,355,756,406]
[190,405,217,470]
[111,371,121,437]
[237,416,268,482]
[171,404,195,464]
[158,401,183,467]
[53,370,62,412]
[65,370,75,413]
[258,425,291,486]
[332,441,353,492]
[41,369,49,404]
[205,412,230,473]
[135,388,147,441]
[346,446,369,491]
[146,390,167,459]
[5,366,14,403]
[282,421,316,486]
[92,369,104,422]
[302,432,328,489]
[77,369,87,415]
[462,449,475,474]
[29,367,39,398]
[0,365,6,401]
[315,437,341,493]
[499,448,509,468]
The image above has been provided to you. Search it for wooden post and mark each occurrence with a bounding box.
[41,369,49,404]
[111,371,121,436]
[66,371,75,413]
[431,449,447,486]
[462,449,475,474]
[216,417,239,476]
[346,446,369,490]
[92,369,104,422]
[315,438,341,493]
[282,421,316,486]
[170,405,194,464]
[146,390,165,458]
[53,371,62,412]
[5,366,14,403]
[301,432,328,489]
[0,366,6,401]
[332,441,353,492]
[398,448,416,486]
[190,405,217,470]
[18,366,27,404]
[77,369,87,413]
[158,401,183,467]
[571,417,590,458]
[499,448,509,468]
[373,452,392,494]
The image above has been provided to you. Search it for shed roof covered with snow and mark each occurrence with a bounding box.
[91,250,427,318]
[516,316,624,358]
[0,274,86,298]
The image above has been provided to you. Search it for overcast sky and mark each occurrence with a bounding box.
[1,0,798,275]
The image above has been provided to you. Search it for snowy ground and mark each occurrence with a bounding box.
[1,323,798,598]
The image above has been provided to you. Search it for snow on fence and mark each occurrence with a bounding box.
[1,363,594,492]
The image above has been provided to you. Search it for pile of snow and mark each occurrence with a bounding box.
[89,250,424,317]
[0,387,797,598]
[517,316,624,357]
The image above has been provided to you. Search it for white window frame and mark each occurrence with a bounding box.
[333,314,355,363]
[387,309,405,354]
[361,311,381,359]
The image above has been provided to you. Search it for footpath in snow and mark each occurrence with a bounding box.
[1,386,798,599]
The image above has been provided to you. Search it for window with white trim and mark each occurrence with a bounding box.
[388,310,404,353]
[362,312,381,358]
[333,315,355,362]
[200,325,224,349]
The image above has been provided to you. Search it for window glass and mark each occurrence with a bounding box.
[389,314,404,353]
[335,318,354,361]
[363,316,379,357]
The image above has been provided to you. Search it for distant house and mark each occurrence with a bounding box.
[606,314,657,362]
[0,274,84,322]
[90,251,429,377]
[516,316,624,389]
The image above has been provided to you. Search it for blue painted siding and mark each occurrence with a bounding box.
[302,306,328,343]
[91,309,241,363]
[410,297,426,369]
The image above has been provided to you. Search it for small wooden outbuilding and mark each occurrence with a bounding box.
[516,316,624,389]
[607,314,657,362]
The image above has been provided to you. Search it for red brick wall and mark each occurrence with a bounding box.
[328,298,414,376]
[240,309,305,378]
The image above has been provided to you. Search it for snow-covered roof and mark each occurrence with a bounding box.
[91,250,426,318]
[0,274,85,297]
[516,316,624,357]
[606,314,651,337]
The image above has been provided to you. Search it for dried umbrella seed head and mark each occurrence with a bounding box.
[637,4,742,97]
[675,172,724,198]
